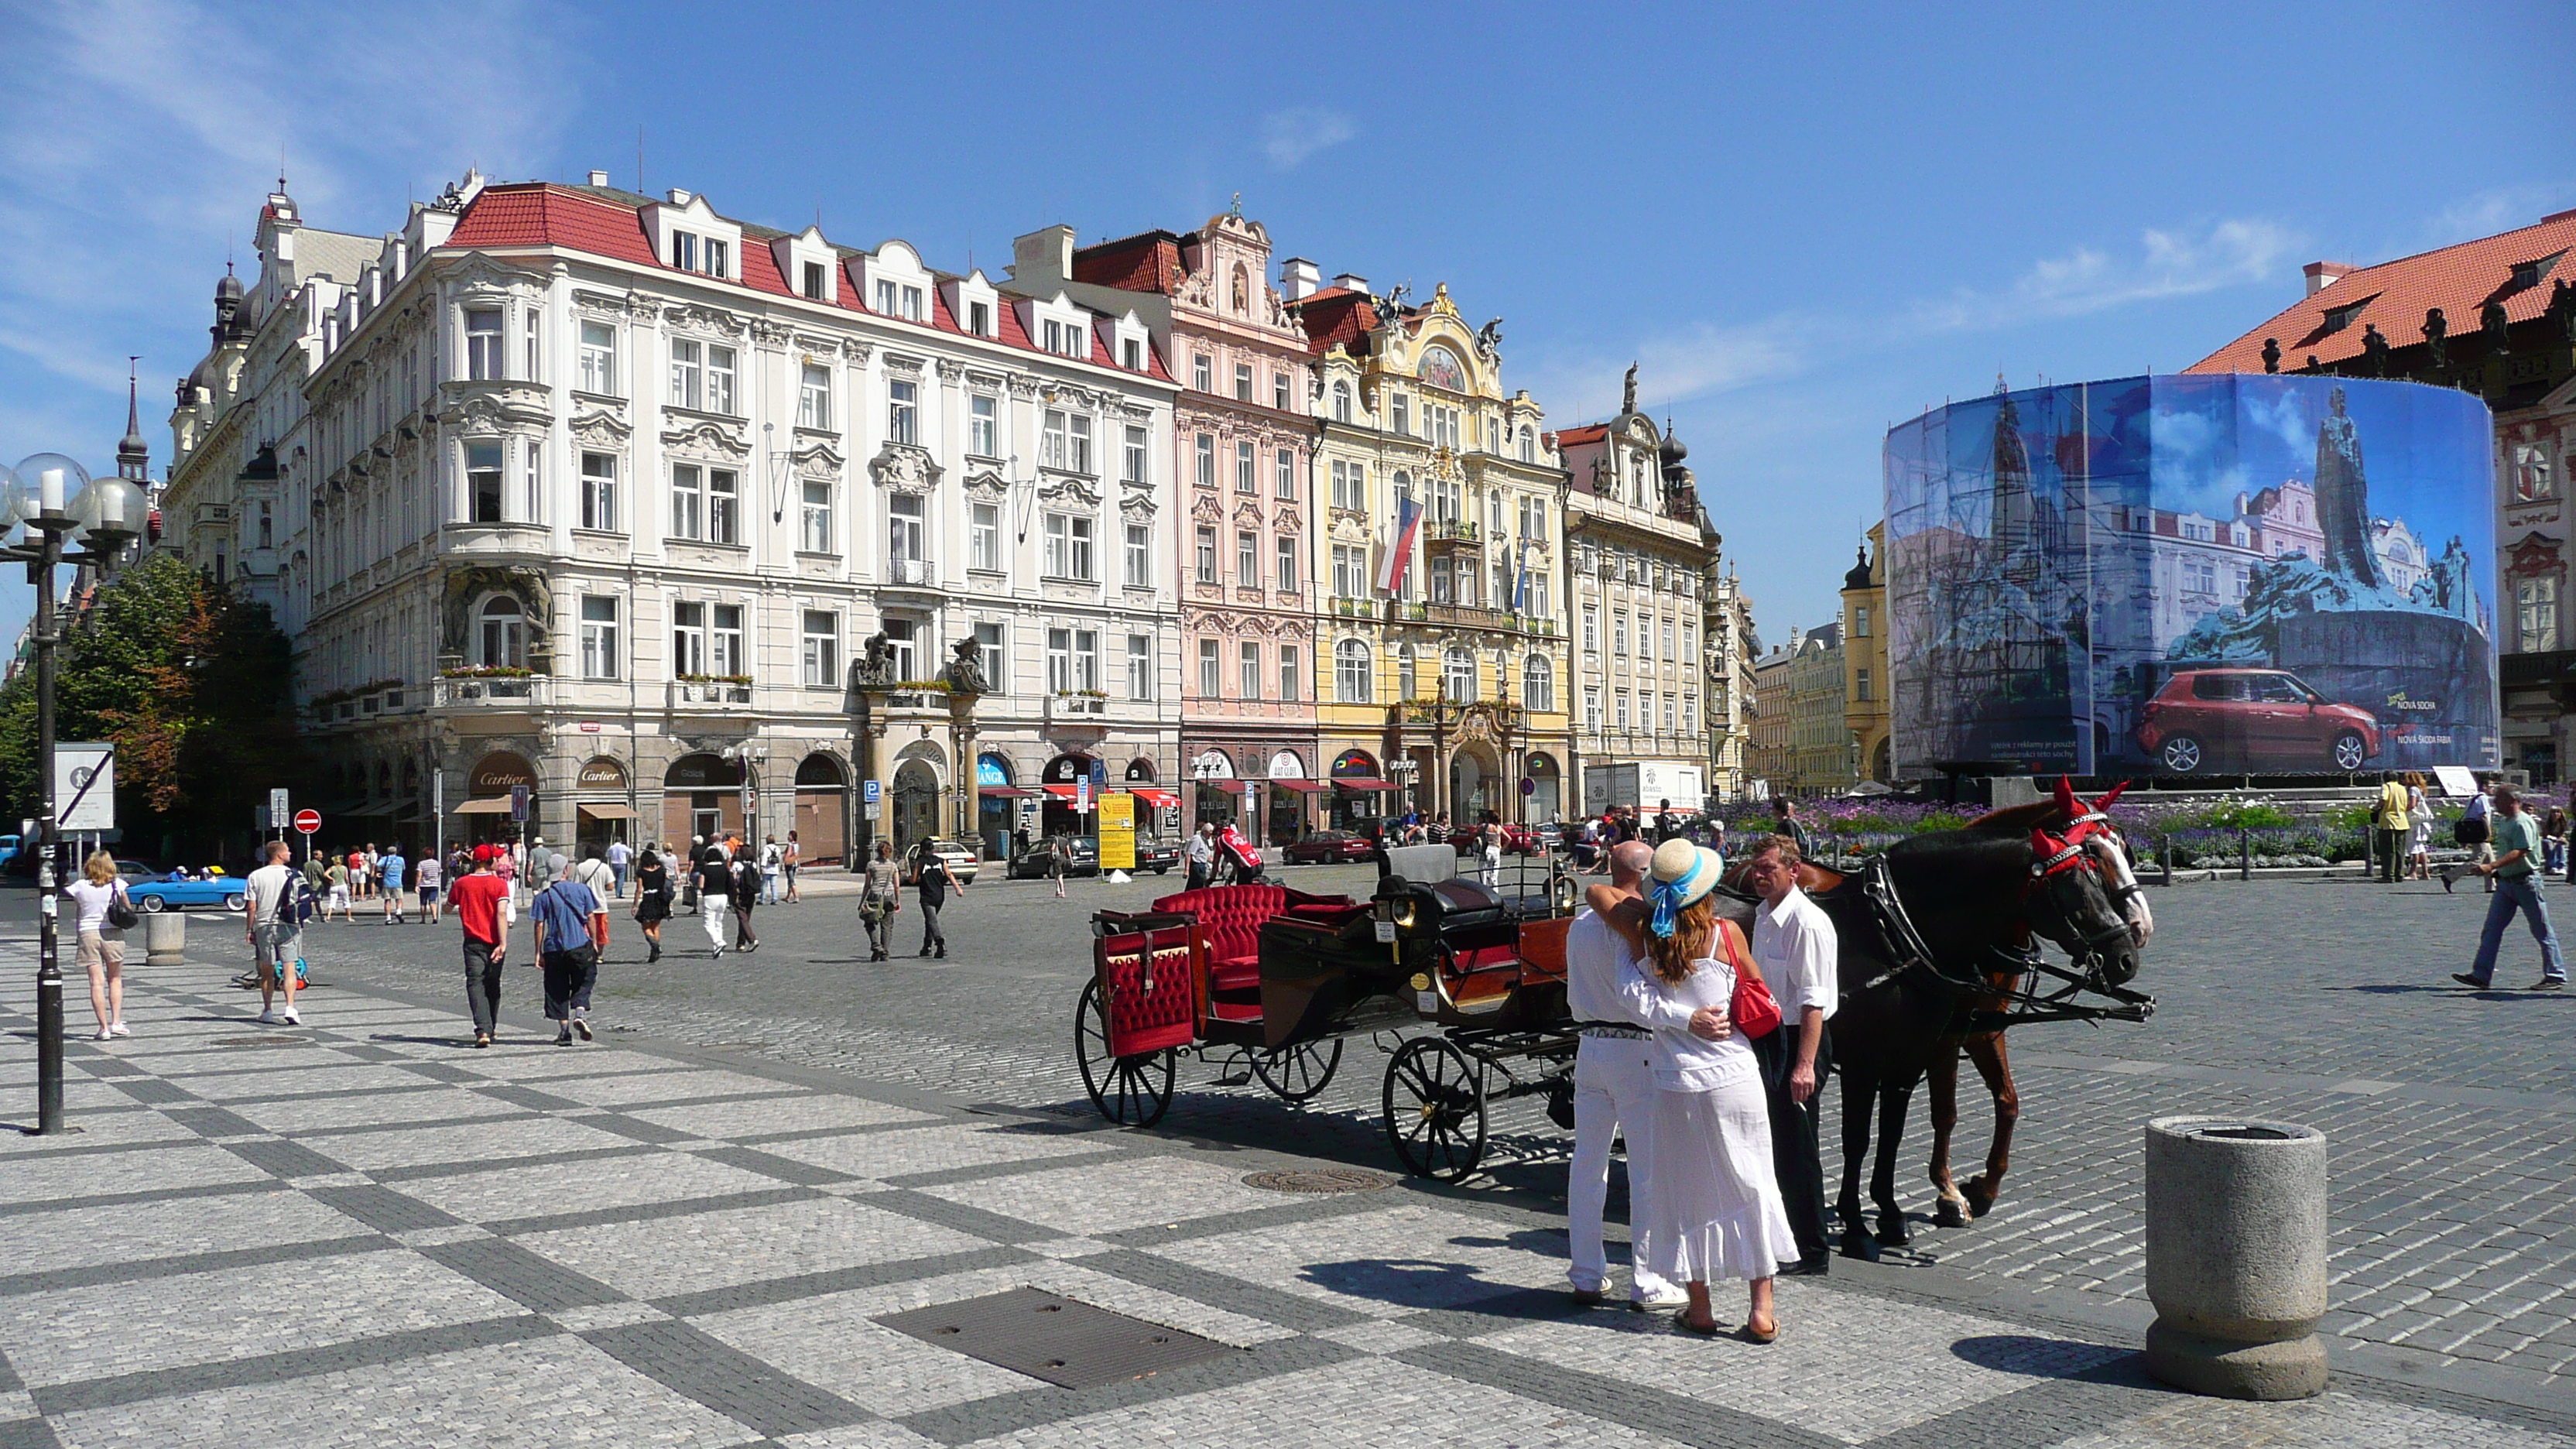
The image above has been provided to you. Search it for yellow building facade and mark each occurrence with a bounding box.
[1300,281,1572,828]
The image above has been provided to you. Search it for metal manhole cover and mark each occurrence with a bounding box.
[873,1287,1232,1389]
[1242,1168,1394,1195]
[211,1036,306,1048]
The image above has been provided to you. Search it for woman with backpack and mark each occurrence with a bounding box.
[67,851,135,1040]
[632,848,673,961]
[860,839,902,961]
[728,839,762,954]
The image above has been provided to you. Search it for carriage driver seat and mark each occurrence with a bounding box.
[1149,885,1364,1016]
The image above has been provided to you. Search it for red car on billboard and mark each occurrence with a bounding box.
[2135,668,2380,774]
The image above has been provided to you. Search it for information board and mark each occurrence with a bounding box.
[1098,792,1136,872]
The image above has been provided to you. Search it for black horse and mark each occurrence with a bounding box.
[1713,825,2143,1259]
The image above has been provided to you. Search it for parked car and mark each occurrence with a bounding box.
[2135,668,2380,774]
[1283,829,1377,865]
[125,870,249,913]
[1129,835,1180,875]
[1532,821,1566,853]
[1006,835,1100,879]
[910,838,980,887]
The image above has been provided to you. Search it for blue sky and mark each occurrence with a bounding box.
[1,0,2567,656]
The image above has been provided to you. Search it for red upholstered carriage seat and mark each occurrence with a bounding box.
[1149,885,1365,995]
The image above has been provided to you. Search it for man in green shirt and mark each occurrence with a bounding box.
[2455,786,2566,990]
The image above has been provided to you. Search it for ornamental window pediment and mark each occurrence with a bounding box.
[868,440,940,495]
[662,416,752,459]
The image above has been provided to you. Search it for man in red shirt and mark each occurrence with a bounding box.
[450,846,514,1048]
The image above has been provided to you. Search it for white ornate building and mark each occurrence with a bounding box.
[163,170,1182,861]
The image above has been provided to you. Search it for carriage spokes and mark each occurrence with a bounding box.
[1382,1036,1489,1182]
[1075,978,1177,1127]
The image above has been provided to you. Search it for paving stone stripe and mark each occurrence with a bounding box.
[214,1135,349,1180]
[26,1313,558,1416]
[580,1318,868,1438]
[864,1188,1065,1245]
[414,1235,630,1314]
[879,1147,1137,1190]
[649,1247,1040,1320]
[1072,1247,1377,1334]
[303,1181,467,1234]
[1394,1337,1841,1449]
[0,1177,283,1221]
[689,1142,865,1187]
[1096,1186,1415,1249]
[482,1184,822,1238]
[0,1234,392,1298]
[367,1139,665,1183]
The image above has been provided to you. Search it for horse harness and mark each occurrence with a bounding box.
[1843,848,2153,1030]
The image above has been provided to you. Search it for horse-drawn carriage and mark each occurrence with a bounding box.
[1077,844,1579,1180]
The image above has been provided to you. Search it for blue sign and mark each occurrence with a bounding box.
[976,754,1011,788]
[1089,759,1107,787]
[862,779,882,804]
[509,783,529,822]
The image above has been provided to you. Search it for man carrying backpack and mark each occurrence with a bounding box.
[244,841,309,1026]
[530,868,604,1045]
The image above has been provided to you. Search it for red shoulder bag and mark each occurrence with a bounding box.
[1712,919,1783,1040]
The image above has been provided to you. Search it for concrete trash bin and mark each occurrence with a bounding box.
[142,910,186,967]
[2143,1115,2328,1399]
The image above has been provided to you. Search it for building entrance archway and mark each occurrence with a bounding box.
[1451,743,1502,825]
[892,743,944,855]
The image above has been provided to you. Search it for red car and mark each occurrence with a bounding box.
[1282,830,1377,865]
[2135,668,2379,774]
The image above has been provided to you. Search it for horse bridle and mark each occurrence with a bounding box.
[1847,838,2151,1026]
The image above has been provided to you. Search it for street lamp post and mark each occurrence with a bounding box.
[2,456,143,1136]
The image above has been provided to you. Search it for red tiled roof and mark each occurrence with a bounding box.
[1291,287,1380,356]
[1072,231,1185,294]
[440,182,1170,382]
[1552,423,1608,447]
[2187,208,2576,374]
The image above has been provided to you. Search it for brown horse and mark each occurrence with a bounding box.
[1923,780,2155,1225]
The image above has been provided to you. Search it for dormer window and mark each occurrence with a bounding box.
[1122,337,1142,370]
[969,300,992,336]
[673,233,697,272]
[1042,318,1087,358]
[1333,382,1352,423]
[2321,298,2369,334]
[706,238,728,278]
[801,262,827,300]
[874,280,924,320]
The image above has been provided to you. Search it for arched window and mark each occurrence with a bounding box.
[478,596,525,669]
[1334,639,1373,703]
[1523,654,1553,712]
[1518,426,1534,463]
[1332,382,1352,423]
[1443,647,1476,703]
[1397,643,1418,701]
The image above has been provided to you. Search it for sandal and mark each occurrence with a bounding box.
[1742,1319,1779,1344]
[1680,1313,1721,1336]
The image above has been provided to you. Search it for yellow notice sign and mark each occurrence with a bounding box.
[1098,791,1136,872]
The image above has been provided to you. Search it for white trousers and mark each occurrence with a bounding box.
[1567,1034,1673,1297]
[703,898,730,950]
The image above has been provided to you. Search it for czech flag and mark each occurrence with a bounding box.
[1376,492,1423,594]
[1512,540,1532,614]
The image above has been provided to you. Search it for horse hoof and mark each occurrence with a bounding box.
[1934,1199,1968,1229]
[1839,1229,1880,1262]
[1875,1214,1912,1247]
[1962,1182,1998,1219]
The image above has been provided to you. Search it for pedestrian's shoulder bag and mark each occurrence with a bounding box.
[1711,919,1783,1040]
[104,882,139,932]
[2455,814,2489,846]
[276,872,317,929]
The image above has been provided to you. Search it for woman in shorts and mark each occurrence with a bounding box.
[64,851,132,1040]
[323,856,355,922]
[415,849,444,923]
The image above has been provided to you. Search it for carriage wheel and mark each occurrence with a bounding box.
[1075,978,1176,1127]
[1383,1036,1488,1181]
[1252,1039,1343,1102]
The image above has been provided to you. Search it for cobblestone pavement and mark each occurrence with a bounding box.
[0,868,2567,1444]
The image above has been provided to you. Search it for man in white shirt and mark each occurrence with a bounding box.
[1746,834,1837,1275]
[242,841,305,1026]
[1563,839,1685,1310]
[605,838,633,899]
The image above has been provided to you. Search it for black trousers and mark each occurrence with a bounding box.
[541,948,597,1021]
[463,937,504,1036]
[1756,1020,1833,1263]
[918,898,945,952]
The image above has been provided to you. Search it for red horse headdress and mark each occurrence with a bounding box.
[2052,776,2127,844]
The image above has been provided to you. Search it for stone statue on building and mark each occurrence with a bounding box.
[2312,387,2385,591]
[942,635,988,695]
[2482,297,2512,354]
[2261,337,2280,374]
[1620,362,1639,416]
[2422,307,2448,369]
[1475,317,1504,365]
[850,631,895,687]
[2360,324,2389,376]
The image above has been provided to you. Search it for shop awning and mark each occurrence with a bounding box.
[1127,787,1180,808]
[978,786,1036,799]
[452,797,518,815]
[1267,779,1327,794]
[577,802,639,820]
[1040,784,1081,800]
[1332,778,1399,792]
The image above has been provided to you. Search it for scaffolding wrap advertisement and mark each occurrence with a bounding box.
[1886,375,2497,778]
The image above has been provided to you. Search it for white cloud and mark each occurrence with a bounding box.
[1908,218,2301,334]
[1261,108,1358,169]
[1525,315,1807,422]
[2422,181,2573,245]
[0,0,576,457]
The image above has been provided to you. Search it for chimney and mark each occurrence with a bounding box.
[2302,260,2355,296]
[587,170,609,187]
[666,187,693,206]
[1332,272,1369,296]
[1278,257,1321,301]
[1010,224,1077,286]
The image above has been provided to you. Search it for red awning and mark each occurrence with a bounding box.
[1268,779,1328,793]
[1041,784,1081,800]
[978,786,1035,799]
[1128,787,1180,808]
[1332,778,1399,792]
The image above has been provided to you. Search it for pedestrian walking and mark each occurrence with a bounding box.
[492,841,519,903]
[1185,822,1215,892]
[244,841,310,1026]
[567,848,615,954]
[759,834,784,905]
[728,847,762,954]
[860,839,903,961]
[2453,786,2567,991]
[66,851,134,1041]
[605,837,633,899]
[416,848,444,923]
[632,848,672,961]
[1563,840,1682,1310]
[530,870,603,1045]
[2406,776,2434,882]
[2374,772,2412,884]
[783,831,802,903]
[356,844,377,902]
[1770,797,1809,858]
[697,838,733,960]
[916,836,961,958]
[1048,832,1072,899]
[2450,786,2497,894]
[322,855,354,923]
[452,847,512,1047]
[1744,834,1836,1275]
[2546,807,2570,878]
[1607,840,1800,1341]
[378,844,409,924]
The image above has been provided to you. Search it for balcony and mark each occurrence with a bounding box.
[433,673,552,709]
[1423,520,1482,551]
[885,557,938,588]
[667,677,753,708]
[1046,691,1108,720]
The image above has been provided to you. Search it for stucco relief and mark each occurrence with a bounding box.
[661,417,751,458]
[869,441,940,494]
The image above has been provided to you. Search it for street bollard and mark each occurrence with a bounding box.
[142,910,185,967]
[2143,1115,2329,1399]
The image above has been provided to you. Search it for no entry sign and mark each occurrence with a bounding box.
[293,809,321,834]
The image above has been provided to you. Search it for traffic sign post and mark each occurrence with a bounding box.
[293,809,321,835]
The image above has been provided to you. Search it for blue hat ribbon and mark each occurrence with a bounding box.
[1647,853,1709,938]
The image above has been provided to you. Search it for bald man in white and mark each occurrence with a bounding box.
[1564,839,1685,1309]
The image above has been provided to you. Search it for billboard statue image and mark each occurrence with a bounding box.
[1886,375,2496,777]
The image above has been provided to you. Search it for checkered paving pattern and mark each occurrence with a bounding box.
[0,944,2567,1449]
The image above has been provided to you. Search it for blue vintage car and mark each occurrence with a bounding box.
[125,871,249,913]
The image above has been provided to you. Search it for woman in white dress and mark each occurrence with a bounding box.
[2406,774,2434,881]
[1609,839,1801,1339]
